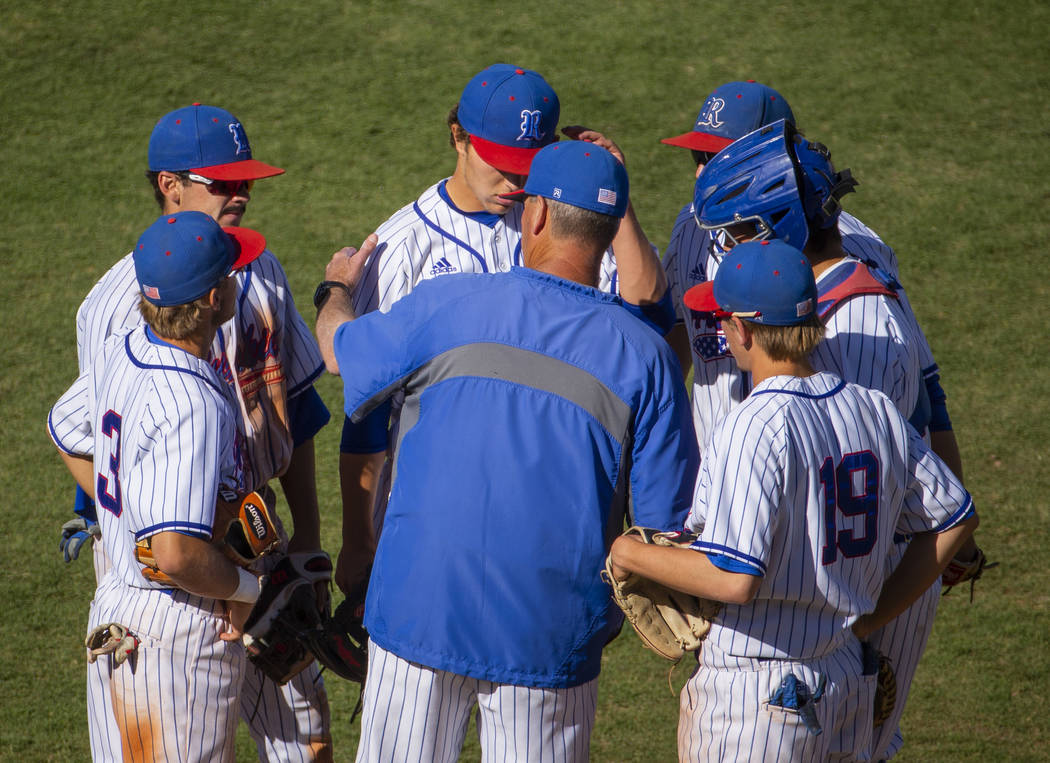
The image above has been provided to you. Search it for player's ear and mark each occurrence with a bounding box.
[451,125,470,158]
[157,171,184,209]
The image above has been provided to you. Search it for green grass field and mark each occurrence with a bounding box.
[3,0,1049,759]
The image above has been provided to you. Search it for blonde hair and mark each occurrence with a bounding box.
[138,294,211,340]
[745,315,825,362]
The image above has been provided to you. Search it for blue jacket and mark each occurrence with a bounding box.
[334,268,698,688]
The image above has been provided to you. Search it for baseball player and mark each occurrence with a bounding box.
[660,81,969,488]
[315,141,698,762]
[67,104,333,761]
[609,240,978,761]
[688,118,977,760]
[48,212,268,762]
[333,63,673,596]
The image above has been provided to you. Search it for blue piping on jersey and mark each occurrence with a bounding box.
[130,330,226,397]
[692,540,767,576]
[932,494,975,533]
[751,378,847,401]
[414,190,489,273]
[288,362,325,398]
[436,180,502,227]
[237,265,254,314]
[135,521,213,540]
[48,413,80,455]
[707,553,763,576]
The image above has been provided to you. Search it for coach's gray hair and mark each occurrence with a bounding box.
[546,199,621,253]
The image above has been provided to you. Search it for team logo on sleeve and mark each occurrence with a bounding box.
[228,122,250,156]
[696,97,726,130]
[519,109,545,141]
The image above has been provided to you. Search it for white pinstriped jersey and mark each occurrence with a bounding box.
[664,208,937,446]
[49,326,244,590]
[686,372,972,660]
[75,248,324,488]
[811,256,922,419]
[664,202,745,448]
[351,179,620,315]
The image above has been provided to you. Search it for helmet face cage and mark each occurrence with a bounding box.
[695,211,774,260]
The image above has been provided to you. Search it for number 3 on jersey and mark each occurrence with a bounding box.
[821,450,879,565]
[96,410,123,516]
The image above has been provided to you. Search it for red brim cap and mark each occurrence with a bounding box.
[470,134,540,175]
[498,189,527,203]
[682,280,722,313]
[193,158,285,181]
[660,131,734,153]
[224,226,267,270]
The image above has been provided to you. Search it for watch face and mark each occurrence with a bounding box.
[313,282,332,309]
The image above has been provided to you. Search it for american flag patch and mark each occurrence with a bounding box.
[597,188,617,206]
[143,285,160,299]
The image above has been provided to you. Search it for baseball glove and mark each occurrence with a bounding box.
[134,488,282,586]
[241,551,333,685]
[304,573,369,684]
[942,546,990,601]
[601,527,722,663]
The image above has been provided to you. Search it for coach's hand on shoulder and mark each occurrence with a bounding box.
[324,233,379,294]
[561,125,626,166]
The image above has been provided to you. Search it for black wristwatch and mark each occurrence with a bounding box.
[313,280,352,310]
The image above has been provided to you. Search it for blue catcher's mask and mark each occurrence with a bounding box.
[693,119,857,258]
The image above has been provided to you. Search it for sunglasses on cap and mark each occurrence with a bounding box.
[184,172,254,196]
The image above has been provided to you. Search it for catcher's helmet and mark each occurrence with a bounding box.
[693,119,857,252]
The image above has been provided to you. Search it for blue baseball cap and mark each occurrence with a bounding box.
[661,81,795,153]
[148,104,285,181]
[457,64,560,175]
[683,240,816,325]
[134,211,266,306]
[500,141,629,218]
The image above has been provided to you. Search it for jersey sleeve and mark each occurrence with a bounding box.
[126,383,235,542]
[247,251,326,398]
[688,404,784,576]
[627,347,699,531]
[48,370,95,456]
[75,255,142,374]
[897,424,974,535]
[334,294,419,420]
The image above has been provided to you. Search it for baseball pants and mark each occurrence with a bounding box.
[679,639,876,762]
[867,540,941,760]
[356,640,599,762]
[87,581,244,762]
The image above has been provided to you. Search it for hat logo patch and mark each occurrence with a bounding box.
[228,122,249,155]
[552,187,562,199]
[797,298,813,317]
[597,188,617,206]
[143,285,160,300]
[518,109,545,141]
[697,97,726,129]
